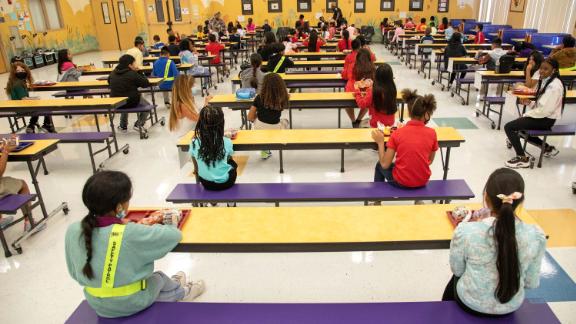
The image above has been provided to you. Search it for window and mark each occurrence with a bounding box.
[29,0,63,32]
[155,0,165,23]
[173,0,182,22]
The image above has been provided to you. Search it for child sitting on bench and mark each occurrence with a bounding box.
[504,58,564,168]
[6,62,56,133]
[0,137,37,232]
[372,89,438,192]
[190,106,237,191]
[443,168,545,316]
[65,171,204,318]
[248,73,290,160]
[169,75,210,139]
[354,63,397,128]
[152,46,179,107]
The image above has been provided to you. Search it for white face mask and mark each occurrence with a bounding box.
[116,209,126,219]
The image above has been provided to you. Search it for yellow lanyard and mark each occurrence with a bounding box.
[163,59,174,81]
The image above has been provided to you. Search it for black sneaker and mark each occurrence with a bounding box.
[117,126,128,133]
[505,156,530,168]
[544,146,559,158]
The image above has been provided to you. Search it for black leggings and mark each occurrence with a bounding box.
[198,159,238,191]
[504,117,555,156]
[442,275,505,317]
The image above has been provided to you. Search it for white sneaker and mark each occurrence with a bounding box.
[171,271,187,287]
[183,280,205,301]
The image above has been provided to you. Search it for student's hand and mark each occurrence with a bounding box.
[371,129,385,144]
[520,98,532,106]
[1,139,16,153]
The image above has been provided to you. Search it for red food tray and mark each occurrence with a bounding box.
[513,89,536,96]
[125,209,190,230]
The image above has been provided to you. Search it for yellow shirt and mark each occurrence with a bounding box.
[196,31,205,39]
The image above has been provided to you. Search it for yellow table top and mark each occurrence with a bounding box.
[178,127,463,147]
[232,73,342,81]
[478,70,576,77]
[6,140,59,156]
[30,78,163,89]
[179,204,537,245]
[514,89,576,100]
[209,92,402,104]
[0,97,127,110]
[287,52,346,57]
[451,57,526,62]
[261,60,385,67]
[84,64,192,74]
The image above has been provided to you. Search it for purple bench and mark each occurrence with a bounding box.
[0,194,36,257]
[476,96,506,130]
[520,124,576,168]
[166,180,474,206]
[52,89,111,98]
[1,132,116,173]
[66,300,560,324]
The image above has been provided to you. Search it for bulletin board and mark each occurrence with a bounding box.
[438,0,449,13]
[242,0,254,15]
[409,0,424,11]
[297,0,312,12]
[381,0,395,11]
[354,0,366,13]
[268,0,282,13]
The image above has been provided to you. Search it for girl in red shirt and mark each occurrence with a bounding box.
[304,30,325,52]
[338,29,352,51]
[345,48,375,127]
[372,89,439,190]
[328,22,337,40]
[205,34,228,75]
[354,63,397,128]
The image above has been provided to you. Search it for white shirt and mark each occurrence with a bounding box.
[126,47,144,69]
[524,77,564,119]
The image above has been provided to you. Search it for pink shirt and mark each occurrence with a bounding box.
[61,61,75,72]
[247,23,256,32]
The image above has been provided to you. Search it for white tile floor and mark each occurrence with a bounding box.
[0,45,575,324]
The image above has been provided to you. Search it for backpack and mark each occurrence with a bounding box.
[495,55,515,74]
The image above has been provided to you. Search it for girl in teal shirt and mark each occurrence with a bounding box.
[442,168,546,316]
[65,171,205,318]
[190,106,237,191]
[5,62,56,133]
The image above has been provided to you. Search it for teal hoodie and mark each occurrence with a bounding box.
[65,222,181,318]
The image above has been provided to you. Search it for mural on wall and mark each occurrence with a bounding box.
[0,0,99,61]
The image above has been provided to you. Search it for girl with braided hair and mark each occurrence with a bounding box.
[65,171,204,318]
[504,58,565,168]
[190,106,237,190]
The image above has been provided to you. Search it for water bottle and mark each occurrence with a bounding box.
[495,57,500,73]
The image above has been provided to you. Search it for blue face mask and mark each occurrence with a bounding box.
[116,209,126,219]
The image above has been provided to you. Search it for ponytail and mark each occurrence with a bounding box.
[248,53,262,90]
[494,203,520,303]
[81,213,97,279]
[485,168,525,304]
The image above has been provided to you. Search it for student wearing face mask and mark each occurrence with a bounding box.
[65,171,205,318]
[371,88,438,190]
[504,58,565,168]
[6,62,56,133]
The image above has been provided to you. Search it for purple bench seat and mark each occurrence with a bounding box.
[66,300,560,324]
[52,89,111,98]
[0,194,36,257]
[1,132,115,173]
[520,125,576,168]
[166,180,474,205]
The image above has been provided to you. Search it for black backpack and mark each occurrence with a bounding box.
[495,55,515,74]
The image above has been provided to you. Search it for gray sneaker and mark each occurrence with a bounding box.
[506,156,530,168]
[544,146,559,158]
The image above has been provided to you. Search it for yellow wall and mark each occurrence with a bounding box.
[140,0,479,43]
[0,0,99,71]
[507,8,525,28]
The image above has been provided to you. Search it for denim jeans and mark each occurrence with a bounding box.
[149,271,186,302]
[119,98,151,129]
[374,162,396,184]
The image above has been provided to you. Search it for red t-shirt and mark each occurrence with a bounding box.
[338,38,352,51]
[304,39,325,52]
[205,42,225,64]
[387,120,439,187]
[354,87,395,127]
[417,24,427,32]
[475,31,485,44]
[342,50,357,91]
